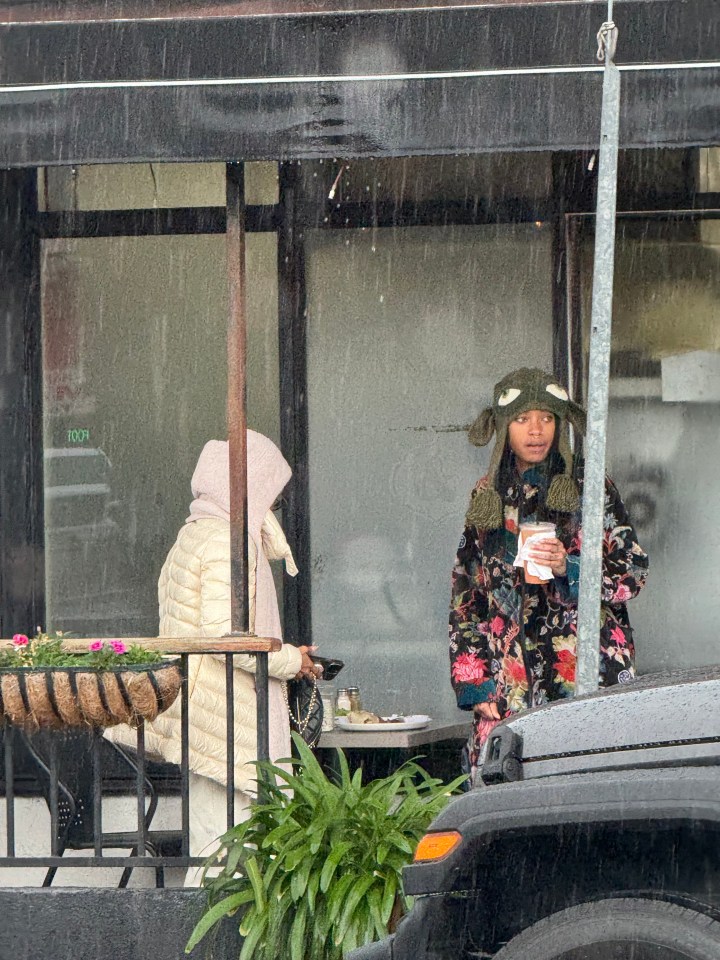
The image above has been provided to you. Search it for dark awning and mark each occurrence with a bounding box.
[1,0,718,166]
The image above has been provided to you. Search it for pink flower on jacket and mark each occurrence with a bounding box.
[490,615,505,637]
[89,640,104,652]
[609,625,627,647]
[110,640,127,654]
[12,634,29,646]
[612,583,632,602]
[452,653,489,684]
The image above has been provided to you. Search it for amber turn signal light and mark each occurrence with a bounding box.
[413,830,462,863]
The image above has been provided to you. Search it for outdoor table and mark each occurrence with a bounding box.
[317,719,469,784]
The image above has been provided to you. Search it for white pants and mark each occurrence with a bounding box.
[184,772,252,887]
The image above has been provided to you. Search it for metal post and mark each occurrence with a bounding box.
[179,654,190,857]
[225,654,236,830]
[135,721,147,857]
[226,161,251,818]
[576,10,620,695]
[278,161,312,649]
[255,652,270,767]
[226,162,250,638]
[49,738,60,857]
[4,726,15,857]
[92,729,102,857]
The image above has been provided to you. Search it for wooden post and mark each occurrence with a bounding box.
[226,162,270,778]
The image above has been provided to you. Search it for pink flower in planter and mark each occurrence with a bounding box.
[88,640,104,652]
[12,634,29,646]
[110,640,128,655]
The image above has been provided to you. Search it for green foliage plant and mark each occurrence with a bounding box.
[187,732,466,960]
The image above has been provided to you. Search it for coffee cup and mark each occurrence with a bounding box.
[518,522,556,584]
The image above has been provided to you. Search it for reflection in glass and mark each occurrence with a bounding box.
[41,233,278,637]
[577,214,720,671]
[306,223,553,720]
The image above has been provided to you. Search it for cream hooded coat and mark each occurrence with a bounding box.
[110,434,302,793]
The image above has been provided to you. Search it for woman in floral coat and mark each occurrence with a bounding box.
[449,368,648,780]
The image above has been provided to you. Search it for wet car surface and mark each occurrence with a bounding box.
[348,667,720,960]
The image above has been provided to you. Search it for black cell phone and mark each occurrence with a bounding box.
[310,655,344,681]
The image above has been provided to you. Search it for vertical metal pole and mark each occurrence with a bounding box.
[225,654,236,830]
[255,651,269,766]
[576,12,620,695]
[278,161,312,649]
[226,162,249,821]
[49,738,60,857]
[226,162,250,639]
[135,721,147,857]
[180,654,190,857]
[92,729,102,857]
[4,727,15,857]
[0,170,45,639]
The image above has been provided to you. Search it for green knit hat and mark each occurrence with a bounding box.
[466,367,586,530]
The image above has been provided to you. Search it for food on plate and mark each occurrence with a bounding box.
[346,710,380,724]
[346,710,404,725]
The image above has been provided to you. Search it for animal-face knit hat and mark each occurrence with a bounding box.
[466,367,586,530]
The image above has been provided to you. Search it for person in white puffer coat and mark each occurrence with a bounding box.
[109,431,318,884]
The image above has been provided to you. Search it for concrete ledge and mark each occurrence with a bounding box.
[0,888,242,960]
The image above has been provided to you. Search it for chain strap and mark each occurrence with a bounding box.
[282,676,319,734]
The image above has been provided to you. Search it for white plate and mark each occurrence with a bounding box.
[334,714,431,732]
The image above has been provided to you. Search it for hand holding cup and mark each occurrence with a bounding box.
[527,537,567,576]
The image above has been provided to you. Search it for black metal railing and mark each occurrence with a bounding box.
[0,638,275,885]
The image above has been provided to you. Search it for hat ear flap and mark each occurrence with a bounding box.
[468,408,495,447]
[566,400,586,436]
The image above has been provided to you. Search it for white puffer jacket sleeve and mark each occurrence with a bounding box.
[198,523,302,680]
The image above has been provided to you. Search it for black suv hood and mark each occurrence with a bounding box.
[480,665,720,782]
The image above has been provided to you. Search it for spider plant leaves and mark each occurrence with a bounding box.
[189,732,464,960]
[331,875,378,945]
[319,840,353,892]
[238,910,269,960]
[185,891,254,952]
[289,899,308,960]
[244,857,266,911]
[380,873,398,926]
[326,872,357,925]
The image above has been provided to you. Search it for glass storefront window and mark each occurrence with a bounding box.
[41,232,279,636]
[577,213,720,672]
[306,222,554,720]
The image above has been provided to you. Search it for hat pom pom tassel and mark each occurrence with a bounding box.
[465,487,504,530]
[547,474,581,514]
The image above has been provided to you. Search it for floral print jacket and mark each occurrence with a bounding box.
[449,457,649,719]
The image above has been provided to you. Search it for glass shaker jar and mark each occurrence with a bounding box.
[336,688,351,713]
[347,686,362,712]
[319,685,336,732]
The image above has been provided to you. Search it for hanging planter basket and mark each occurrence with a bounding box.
[0,660,182,731]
